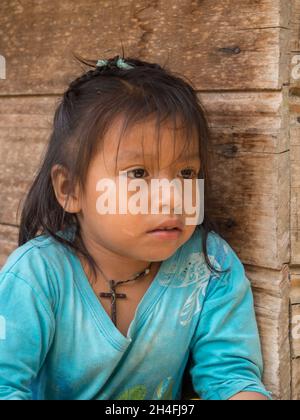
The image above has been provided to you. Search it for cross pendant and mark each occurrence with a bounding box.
[99,280,127,326]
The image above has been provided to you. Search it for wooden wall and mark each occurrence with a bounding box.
[0,0,298,399]
[289,0,300,401]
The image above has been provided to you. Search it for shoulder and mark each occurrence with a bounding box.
[0,232,75,311]
[0,233,72,277]
[181,226,242,272]
[180,227,250,308]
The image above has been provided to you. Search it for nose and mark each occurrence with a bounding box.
[150,177,183,216]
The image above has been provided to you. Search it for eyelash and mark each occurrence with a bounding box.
[125,167,199,179]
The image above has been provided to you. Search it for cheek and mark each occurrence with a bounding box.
[94,178,151,218]
[82,185,101,218]
[92,215,143,246]
[182,225,197,242]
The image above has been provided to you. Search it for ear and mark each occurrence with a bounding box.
[51,164,81,213]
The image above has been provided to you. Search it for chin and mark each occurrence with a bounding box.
[147,245,183,262]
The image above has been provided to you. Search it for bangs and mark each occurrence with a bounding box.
[93,88,202,176]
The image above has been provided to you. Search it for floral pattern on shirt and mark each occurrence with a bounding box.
[116,377,174,400]
[159,251,222,326]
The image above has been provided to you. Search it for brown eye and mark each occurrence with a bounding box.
[127,168,149,179]
[180,169,197,179]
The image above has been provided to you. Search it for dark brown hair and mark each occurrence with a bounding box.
[18,53,221,280]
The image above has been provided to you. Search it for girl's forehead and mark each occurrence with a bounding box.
[102,115,200,164]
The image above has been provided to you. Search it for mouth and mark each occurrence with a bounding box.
[146,224,183,240]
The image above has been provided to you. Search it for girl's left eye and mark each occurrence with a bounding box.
[127,168,149,179]
[180,168,198,179]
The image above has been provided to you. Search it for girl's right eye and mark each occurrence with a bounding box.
[126,168,149,179]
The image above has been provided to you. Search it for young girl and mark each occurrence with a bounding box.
[0,55,271,401]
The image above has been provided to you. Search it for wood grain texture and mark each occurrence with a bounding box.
[292,358,300,400]
[289,8,300,402]
[290,0,300,51]
[290,92,300,265]
[288,0,300,400]
[0,0,291,94]
[291,270,300,304]
[0,96,56,225]
[201,89,290,270]
[201,90,289,154]
[291,304,300,358]
[246,264,291,400]
[290,0,300,266]
[208,150,290,270]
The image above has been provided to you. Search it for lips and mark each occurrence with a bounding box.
[146,227,182,240]
[147,219,184,233]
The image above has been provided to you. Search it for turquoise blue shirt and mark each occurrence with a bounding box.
[0,226,271,400]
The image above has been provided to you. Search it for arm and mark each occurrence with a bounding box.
[0,272,54,400]
[230,392,269,400]
[188,237,272,401]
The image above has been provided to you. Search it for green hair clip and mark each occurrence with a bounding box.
[96,57,134,70]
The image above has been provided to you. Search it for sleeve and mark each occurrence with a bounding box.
[0,271,55,400]
[188,236,272,400]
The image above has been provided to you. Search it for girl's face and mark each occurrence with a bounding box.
[67,116,201,263]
